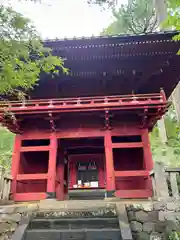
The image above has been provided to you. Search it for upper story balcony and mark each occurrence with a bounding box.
[0,90,169,134]
[0,90,169,116]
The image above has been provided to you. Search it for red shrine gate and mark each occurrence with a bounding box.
[0,32,180,202]
[2,92,168,201]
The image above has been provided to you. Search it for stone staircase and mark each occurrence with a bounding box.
[12,201,133,240]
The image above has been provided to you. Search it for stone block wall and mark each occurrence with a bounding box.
[126,201,180,240]
[0,200,180,240]
[0,204,38,240]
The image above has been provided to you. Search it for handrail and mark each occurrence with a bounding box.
[0,93,165,110]
[0,92,162,104]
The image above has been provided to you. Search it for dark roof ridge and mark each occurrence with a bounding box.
[43,30,180,43]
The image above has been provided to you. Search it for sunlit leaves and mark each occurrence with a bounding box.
[0,127,14,169]
[102,0,158,35]
[87,0,116,7]
[0,5,66,97]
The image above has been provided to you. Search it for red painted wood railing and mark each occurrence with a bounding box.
[0,92,168,115]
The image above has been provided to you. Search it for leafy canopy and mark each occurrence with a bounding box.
[162,0,180,51]
[27,0,117,7]
[102,0,158,35]
[0,5,67,98]
[87,0,116,7]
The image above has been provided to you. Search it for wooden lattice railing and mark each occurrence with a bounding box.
[150,162,180,199]
[0,166,12,201]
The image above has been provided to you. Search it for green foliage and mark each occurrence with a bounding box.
[102,0,157,35]
[150,106,180,166]
[169,231,180,240]
[162,0,180,53]
[0,5,67,97]
[150,0,180,166]
[26,0,117,7]
[164,0,180,30]
[87,0,116,7]
[0,127,14,169]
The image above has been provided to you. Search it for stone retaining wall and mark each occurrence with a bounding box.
[0,200,180,240]
[0,204,38,240]
[126,200,180,240]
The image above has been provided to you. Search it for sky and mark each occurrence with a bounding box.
[2,0,127,39]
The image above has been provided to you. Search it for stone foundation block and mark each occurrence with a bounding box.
[130,221,142,232]
[166,202,177,211]
[0,214,21,223]
[135,211,149,223]
[143,222,155,233]
[153,202,166,211]
[132,232,150,240]
[127,211,136,221]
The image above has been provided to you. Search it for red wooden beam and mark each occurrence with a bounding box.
[21,127,142,140]
[13,192,46,202]
[1,103,168,116]
[20,146,50,152]
[21,132,51,140]
[0,93,161,106]
[0,93,163,110]
[17,174,48,180]
[115,189,152,198]
[66,145,103,149]
[112,142,143,149]
[114,170,149,177]
[69,153,104,162]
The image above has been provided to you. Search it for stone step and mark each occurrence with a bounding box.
[35,207,117,219]
[24,229,122,240]
[68,189,105,200]
[29,217,119,230]
[39,199,116,211]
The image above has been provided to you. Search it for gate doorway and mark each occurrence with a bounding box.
[56,137,106,200]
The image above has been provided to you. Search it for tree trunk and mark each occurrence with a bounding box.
[153,0,167,24]
[157,116,167,144]
[172,82,180,123]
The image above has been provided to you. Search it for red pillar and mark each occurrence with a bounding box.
[97,160,104,188]
[56,163,64,200]
[47,132,57,199]
[141,129,154,170]
[104,131,115,197]
[11,135,22,199]
[69,162,76,188]
[57,150,65,201]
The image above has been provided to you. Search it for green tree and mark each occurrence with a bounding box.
[0,5,67,98]
[150,106,180,167]
[102,0,157,35]
[26,0,117,7]
[0,127,14,169]
[87,0,116,7]
[162,0,180,48]
[0,5,67,169]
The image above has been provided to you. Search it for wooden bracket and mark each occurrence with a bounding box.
[48,112,56,131]
[140,109,148,128]
[104,110,112,130]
